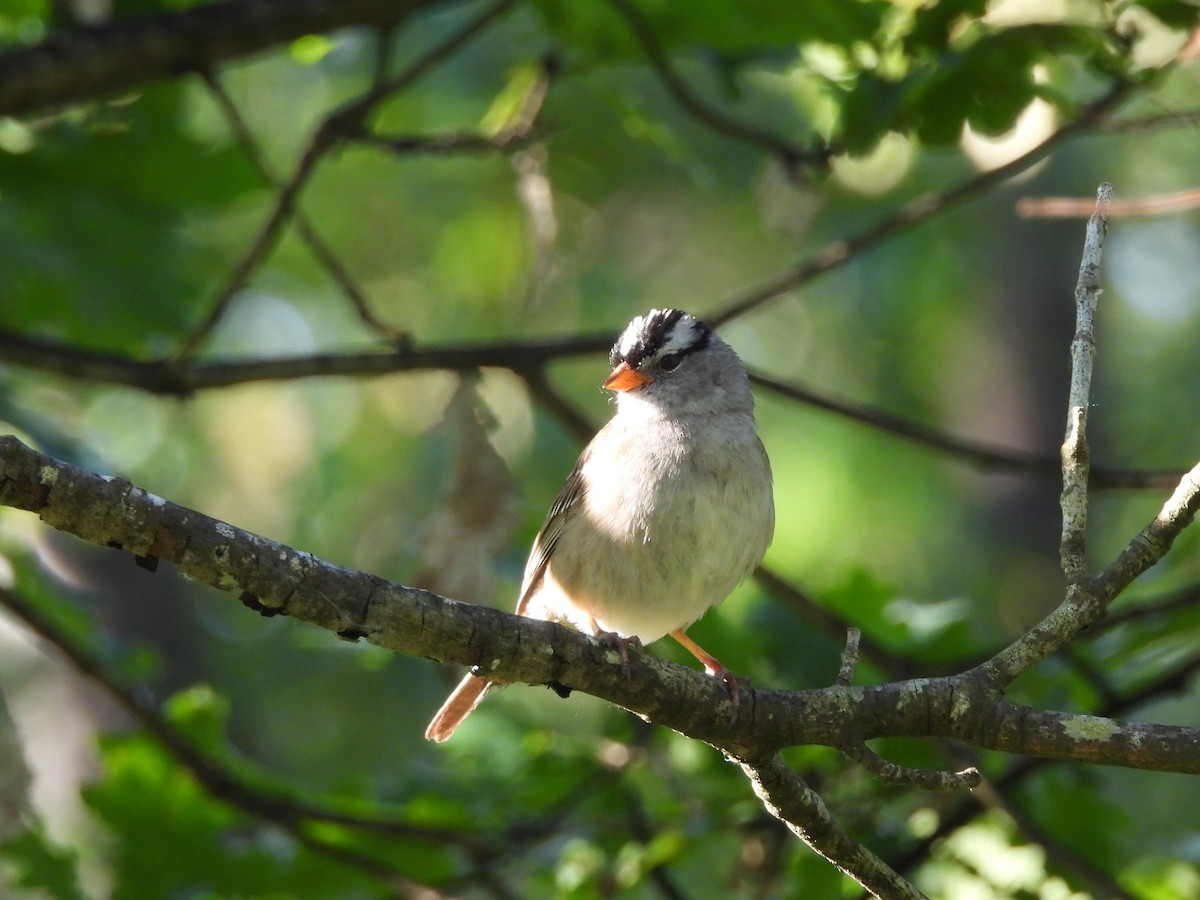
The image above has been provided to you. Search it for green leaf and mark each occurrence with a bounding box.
[905,0,990,55]
[840,24,1120,152]
[0,825,86,900]
[0,83,257,350]
[1124,0,1200,30]
[532,0,889,66]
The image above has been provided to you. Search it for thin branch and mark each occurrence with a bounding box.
[1090,580,1200,632]
[752,566,951,679]
[1018,186,1200,218]
[356,51,554,155]
[173,0,518,359]
[831,631,982,793]
[0,324,1188,490]
[975,459,1200,689]
[750,371,1184,490]
[1059,646,1121,708]
[1097,108,1200,133]
[1059,183,1112,583]
[0,327,610,394]
[838,742,980,793]
[516,367,598,443]
[836,628,862,687]
[604,0,828,173]
[738,754,926,899]
[707,79,1134,327]
[200,71,405,342]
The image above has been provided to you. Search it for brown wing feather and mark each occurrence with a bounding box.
[514,455,588,615]
[425,449,589,741]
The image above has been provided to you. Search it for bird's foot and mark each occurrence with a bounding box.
[595,630,642,675]
[705,664,751,726]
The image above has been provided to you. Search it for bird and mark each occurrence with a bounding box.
[425,308,775,742]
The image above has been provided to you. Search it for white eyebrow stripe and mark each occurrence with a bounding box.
[657,318,701,356]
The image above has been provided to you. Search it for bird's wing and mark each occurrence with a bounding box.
[514,454,588,616]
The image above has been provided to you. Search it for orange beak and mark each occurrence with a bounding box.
[603,362,654,392]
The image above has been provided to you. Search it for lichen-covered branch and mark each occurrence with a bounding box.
[4,434,1200,775]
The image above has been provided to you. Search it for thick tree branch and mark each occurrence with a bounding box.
[3,434,1200,775]
[893,649,1200,880]
[0,0,442,117]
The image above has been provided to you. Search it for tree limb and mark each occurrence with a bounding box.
[0,0,443,117]
[3,434,1200,774]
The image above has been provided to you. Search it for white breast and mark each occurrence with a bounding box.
[532,410,774,644]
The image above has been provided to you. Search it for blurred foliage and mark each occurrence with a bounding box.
[1,0,1200,896]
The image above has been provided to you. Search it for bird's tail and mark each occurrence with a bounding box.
[425,674,493,742]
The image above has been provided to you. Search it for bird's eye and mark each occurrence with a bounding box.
[658,352,683,372]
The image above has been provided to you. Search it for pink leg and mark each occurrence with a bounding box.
[670,629,748,724]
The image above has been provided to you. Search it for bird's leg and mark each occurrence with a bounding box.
[670,629,749,725]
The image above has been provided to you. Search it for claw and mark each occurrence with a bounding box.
[669,628,750,725]
[709,666,751,726]
[595,630,642,675]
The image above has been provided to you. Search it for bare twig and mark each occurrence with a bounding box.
[973,188,1200,687]
[173,0,518,359]
[836,628,862,687]
[358,51,553,155]
[200,71,404,342]
[1090,580,1200,632]
[1018,187,1200,219]
[976,456,1200,689]
[0,325,609,394]
[1059,183,1112,582]
[750,566,938,678]
[1098,108,1200,133]
[838,742,981,793]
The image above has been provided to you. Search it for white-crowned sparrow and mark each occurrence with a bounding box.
[425,308,775,742]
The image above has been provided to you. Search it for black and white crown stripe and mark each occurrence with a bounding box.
[610,308,712,370]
